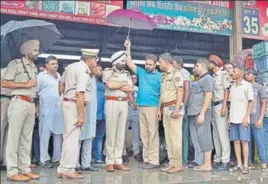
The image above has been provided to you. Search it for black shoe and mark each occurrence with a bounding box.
[122,155,129,163]
[188,161,199,168]
[133,153,143,162]
[52,161,60,168]
[212,162,221,169]
[75,167,82,174]
[82,166,99,171]
[41,161,54,168]
[142,163,160,169]
[216,163,230,171]
[0,165,7,171]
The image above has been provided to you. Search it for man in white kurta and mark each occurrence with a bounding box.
[76,77,98,172]
[36,56,63,168]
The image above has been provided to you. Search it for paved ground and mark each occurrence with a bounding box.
[1,159,268,184]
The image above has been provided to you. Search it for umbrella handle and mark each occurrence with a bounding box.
[127,18,132,40]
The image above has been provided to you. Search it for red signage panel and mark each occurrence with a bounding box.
[0,0,123,25]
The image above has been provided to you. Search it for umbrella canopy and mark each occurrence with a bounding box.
[231,49,253,67]
[1,19,61,67]
[106,7,156,38]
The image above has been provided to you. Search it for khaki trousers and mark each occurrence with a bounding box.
[1,98,10,165]
[6,98,35,177]
[163,107,183,167]
[211,104,230,163]
[139,107,159,165]
[105,100,128,165]
[58,101,81,173]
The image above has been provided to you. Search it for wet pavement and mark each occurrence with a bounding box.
[1,159,268,184]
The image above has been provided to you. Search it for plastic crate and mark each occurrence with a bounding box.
[256,71,268,84]
[253,41,268,59]
[255,55,268,72]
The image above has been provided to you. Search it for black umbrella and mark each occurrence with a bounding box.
[1,19,61,68]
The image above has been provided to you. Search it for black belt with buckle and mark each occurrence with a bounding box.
[1,94,11,100]
[213,100,223,106]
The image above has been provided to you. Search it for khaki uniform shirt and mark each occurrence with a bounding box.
[1,68,12,96]
[3,58,37,98]
[213,70,230,102]
[160,68,184,104]
[229,80,254,124]
[60,61,92,102]
[102,67,132,97]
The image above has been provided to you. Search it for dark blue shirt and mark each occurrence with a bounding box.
[96,80,105,120]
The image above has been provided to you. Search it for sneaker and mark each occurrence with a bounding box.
[142,163,160,169]
[138,162,148,168]
[93,160,106,165]
[212,162,221,169]
[216,163,230,171]
[75,167,82,174]
[229,165,243,172]
[41,161,54,168]
[188,161,199,168]
[52,161,60,168]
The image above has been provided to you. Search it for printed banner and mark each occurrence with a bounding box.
[0,0,123,25]
[241,1,268,40]
[126,0,233,36]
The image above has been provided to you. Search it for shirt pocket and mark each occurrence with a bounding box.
[165,79,175,90]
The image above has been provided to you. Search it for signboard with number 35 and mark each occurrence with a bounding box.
[241,1,268,40]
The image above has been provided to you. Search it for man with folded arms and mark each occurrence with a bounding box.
[2,40,40,182]
[103,50,133,172]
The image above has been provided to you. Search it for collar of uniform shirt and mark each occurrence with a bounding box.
[112,66,125,73]
[213,69,221,76]
[167,67,174,73]
[79,60,90,74]
[22,57,31,65]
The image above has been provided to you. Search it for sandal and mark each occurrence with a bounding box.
[229,165,243,172]
[242,167,249,174]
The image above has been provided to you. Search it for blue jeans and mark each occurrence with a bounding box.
[263,117,268,163]
[182,117,189,164]
[248,122,268,164]
[93,120,106,161]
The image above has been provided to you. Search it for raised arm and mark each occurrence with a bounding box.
[125,39,137,74]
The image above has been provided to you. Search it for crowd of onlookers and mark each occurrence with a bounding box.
[1,39,267,181]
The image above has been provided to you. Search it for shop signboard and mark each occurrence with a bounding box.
[0,0,123,26]
[126,0,233,36]
[241,1,268,40]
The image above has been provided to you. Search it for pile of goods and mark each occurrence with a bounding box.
[253,41,268,84]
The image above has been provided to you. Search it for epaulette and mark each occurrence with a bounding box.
[123,70,131,76]
[11,59,22,65]
[104,68,113,71]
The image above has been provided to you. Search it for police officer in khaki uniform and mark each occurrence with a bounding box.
[57,49,98,179]
[157,53,184,173]
[2,40,40,182]
[0,68,12,170]
[208,55,231,171]
[102,51,133,172]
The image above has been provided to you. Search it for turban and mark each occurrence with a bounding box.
[20,40,40,55]
[110,51,126,66]
[208,55,223,67]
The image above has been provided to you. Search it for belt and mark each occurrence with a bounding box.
[63,98,87,106]
[13,95,35,103]
[162,100,176,108]
[106,96,128,101]
[1,94,11,100]
[213,100,223,106]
